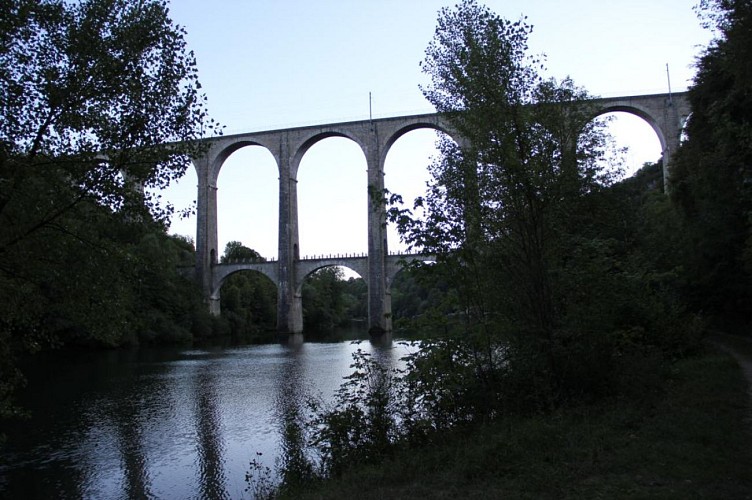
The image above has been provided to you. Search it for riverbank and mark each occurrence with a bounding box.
[287,344,752,499]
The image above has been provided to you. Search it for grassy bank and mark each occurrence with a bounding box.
[285,348,752,499]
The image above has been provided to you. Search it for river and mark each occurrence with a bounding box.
[0,330,414,499]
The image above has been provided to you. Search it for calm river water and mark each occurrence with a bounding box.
[0,331,414,499]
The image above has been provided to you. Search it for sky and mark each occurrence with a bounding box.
[161,0,713,261]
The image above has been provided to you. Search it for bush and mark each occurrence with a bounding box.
[307,348,399,477]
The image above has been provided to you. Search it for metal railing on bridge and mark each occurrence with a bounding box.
[219,249,432,265]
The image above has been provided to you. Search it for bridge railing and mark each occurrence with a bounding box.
[298,253,368,260]
[387,249,430,256]
[297,249,430,260]
[217,249,432,265]
[221,258,278,265]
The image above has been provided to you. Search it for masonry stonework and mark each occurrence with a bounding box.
[191,92,689,335]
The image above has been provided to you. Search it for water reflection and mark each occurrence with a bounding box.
[369,331,393,348]
[0,334,417,498]
[195,362,228,499]
[115,396,153,498]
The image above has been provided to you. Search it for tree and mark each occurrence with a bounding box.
[275,3,708,477]
[302,267,349,332]
[400,1,618,341]
[0,0,218,420]
[387,0,668,411]
[218,242,277,339]
[670,0,752,332]
[221,241,265,263]
[0,0,216,223]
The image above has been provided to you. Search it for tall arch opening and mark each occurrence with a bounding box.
[297,137,367,257]
[216,146,278,260]
[594,112,663,180]
[383,128,443,253]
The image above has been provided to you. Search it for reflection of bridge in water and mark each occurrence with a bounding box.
[191,92,690,335]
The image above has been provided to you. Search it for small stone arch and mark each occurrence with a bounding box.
[385,255,436,290]
[211,265,279,302]
[294,263,365,296]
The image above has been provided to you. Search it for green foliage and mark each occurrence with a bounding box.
[302,267,366,333]
[391,0,645,404]
[269,1,748,493]
[129,231,207,345]
[403,1,625,347]
[221,241,264,263]
[382,0,702,422]
[289,350,752,500]
[390,265,459,331]
[0,0,218,422]
[218,241,277,340]
[670,0,752,332]
[306,348,399,478]
[245,452,276,500]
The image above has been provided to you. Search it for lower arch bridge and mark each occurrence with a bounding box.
[210,253,435,335]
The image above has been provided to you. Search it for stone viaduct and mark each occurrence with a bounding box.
[191,92,689,335]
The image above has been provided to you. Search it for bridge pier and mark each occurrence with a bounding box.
[194,154,220,314]
[208,296,220,316]
[365,126,392,335]
[276,136,304,334]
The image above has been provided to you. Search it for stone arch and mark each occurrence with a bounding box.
[291,130,368,178]
[158,157,200,240]
[188,157,200,181]
[386,264,405,292]
[211,265,279,302]
[589,104,667,154]
[294,134,369,256]
[295,258,369,291]
[294,263,365,296]
[381,123,459,253]
[209,139,279,184]
[385,255,436,290]
[380,120,459,167]
[213,143,279,259]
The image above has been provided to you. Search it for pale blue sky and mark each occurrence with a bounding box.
[163,0,711,260]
